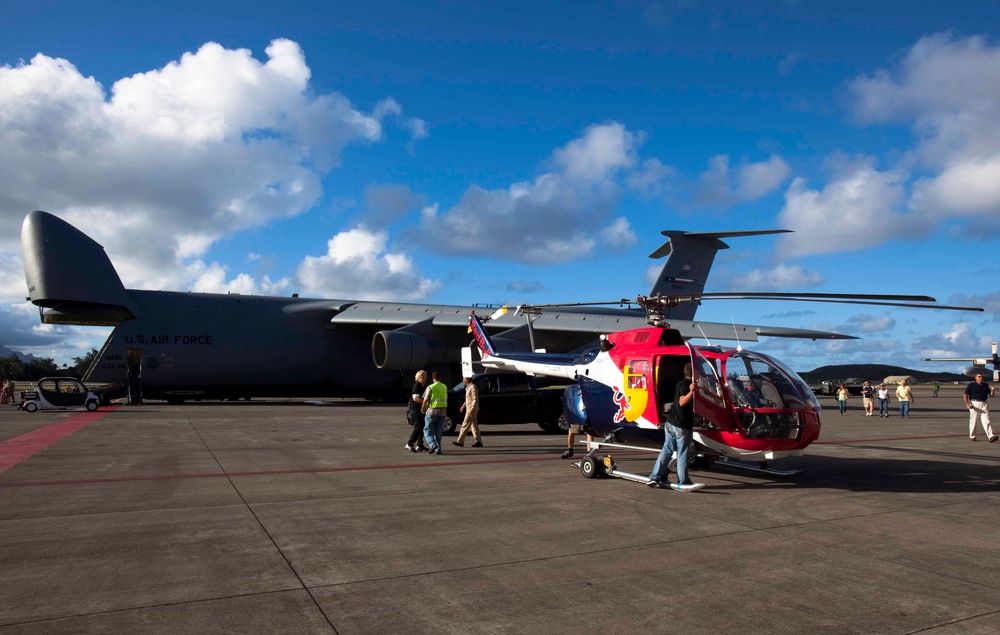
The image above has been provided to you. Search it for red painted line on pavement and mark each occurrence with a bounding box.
[0,453,563,488]
[0,408,119,473]
[815,433,967,445]
[0,432,971,488]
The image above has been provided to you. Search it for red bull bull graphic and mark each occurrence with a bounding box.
[468,314,496,357]
[612,386,630,423]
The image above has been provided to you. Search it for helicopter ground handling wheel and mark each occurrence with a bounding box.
[579,455,604,478]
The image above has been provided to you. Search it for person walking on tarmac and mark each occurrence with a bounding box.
[877,383,891,418]
[453,376,483,448]
[421,371,448,454]
[861,380,875,417]
[836,384,850,415]
[896,379,914,419]
[965,372,997,442]
[404,370,428,452]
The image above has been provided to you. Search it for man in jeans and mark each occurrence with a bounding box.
[878,383,891,417]
[895,379,914,419]
[647,363,703,491]
[421,371,448,454]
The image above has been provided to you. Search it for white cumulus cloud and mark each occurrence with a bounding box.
[775,155,919,258]
[415,123,641,264]
[727,263,825,291]
[849,33,1000,228]
[692,154,791,208]
[0,39,420,300]
[297,226,440,300]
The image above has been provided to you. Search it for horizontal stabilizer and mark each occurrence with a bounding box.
[647,229,790,320]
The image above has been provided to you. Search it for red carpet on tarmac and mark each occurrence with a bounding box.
[0,407,117,473]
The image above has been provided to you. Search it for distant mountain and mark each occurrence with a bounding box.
[800,364,967,384]
[0,345,38,363]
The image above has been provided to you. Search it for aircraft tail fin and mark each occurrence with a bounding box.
[21,211,139,324]
[647,229,790,320]
[468,313,498,358]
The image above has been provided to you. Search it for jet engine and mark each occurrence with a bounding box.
[372,330,532,371]
[372,331,460,370]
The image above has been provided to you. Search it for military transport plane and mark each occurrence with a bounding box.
[21,211,851,403]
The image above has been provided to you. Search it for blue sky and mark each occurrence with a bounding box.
[1,1,998,373]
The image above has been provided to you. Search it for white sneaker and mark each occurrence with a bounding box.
[404,444,413,451]
[672,482,705,491]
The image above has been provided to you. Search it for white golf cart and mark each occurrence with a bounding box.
[19,377,100,413]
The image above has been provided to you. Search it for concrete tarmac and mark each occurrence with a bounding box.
[2,390,999,634]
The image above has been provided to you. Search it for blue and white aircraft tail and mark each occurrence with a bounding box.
[468,312,583,381]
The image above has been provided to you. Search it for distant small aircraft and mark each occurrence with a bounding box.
[924,342,1000,381]
[21,211,859,403]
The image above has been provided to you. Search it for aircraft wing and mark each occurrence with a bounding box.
[330,301,857,360]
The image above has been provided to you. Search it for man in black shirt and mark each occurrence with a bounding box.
[964,373,997,442]
[405,370,429,452]
[861,381,875,417]
[647,363,704,491]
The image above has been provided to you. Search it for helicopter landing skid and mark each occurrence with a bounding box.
[714,458,803,477]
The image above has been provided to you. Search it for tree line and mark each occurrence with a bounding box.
[0,349,99,383]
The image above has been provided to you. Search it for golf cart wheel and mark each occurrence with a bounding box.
[86,401,99,412]
[25,402,38,413]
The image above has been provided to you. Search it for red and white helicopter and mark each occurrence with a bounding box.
[467,292,983,484]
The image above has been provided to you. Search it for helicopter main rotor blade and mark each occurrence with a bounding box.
[511,292,982,314]
[665,291,939,302]
[695,296,984,311]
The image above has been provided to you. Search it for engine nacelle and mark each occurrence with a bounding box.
[372,330,532,370]
[372,331,461,370]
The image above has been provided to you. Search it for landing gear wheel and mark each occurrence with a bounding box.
[580,456,601,478]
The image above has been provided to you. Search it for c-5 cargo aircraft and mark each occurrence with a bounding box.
[21,211,851,403]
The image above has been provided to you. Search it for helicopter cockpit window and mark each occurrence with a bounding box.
[762,354,821,410]
[723,352,811,439]
[725,353,810,410]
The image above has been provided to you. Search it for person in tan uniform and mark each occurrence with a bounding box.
[453,376,483,447]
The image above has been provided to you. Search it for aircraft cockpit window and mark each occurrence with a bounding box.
[691,352,723,403]
[727,374,759,409]
[725,353,810,410]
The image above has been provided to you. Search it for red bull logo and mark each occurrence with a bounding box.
[612,386,630,423]
[616,362,649,423]
[469,315,495,356]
